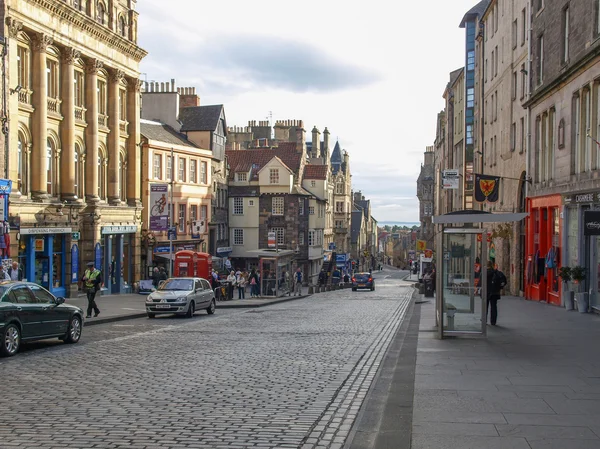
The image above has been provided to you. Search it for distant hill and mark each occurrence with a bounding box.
[379,222,420,228]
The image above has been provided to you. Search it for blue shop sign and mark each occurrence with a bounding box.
[71,244,79,282]
[94,242,102,269]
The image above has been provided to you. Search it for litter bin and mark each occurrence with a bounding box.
[424,278,434,298]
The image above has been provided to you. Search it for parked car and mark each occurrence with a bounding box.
[145,277,216,318]
[352,273,375,291]
[0,281,84,357]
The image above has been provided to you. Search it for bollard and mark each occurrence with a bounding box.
[326,285,332,292]
[308,286,314,294]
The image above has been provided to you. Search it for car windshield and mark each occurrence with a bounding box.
[158,279,193,291]
[354,273,371,281]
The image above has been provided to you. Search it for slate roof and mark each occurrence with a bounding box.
[225,147,302,181]
[331,141,342,174]
[140,120,197,148]
[179,104,224,133]
[303,165,328,180]
[351,210,363,244]
[449,67,463,88]
[459,0,491,27]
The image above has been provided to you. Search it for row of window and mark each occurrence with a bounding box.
[231,228,323,247]
[232,197,326,217]
[17,132,126,201]
[152,153,208,184]
[173,204,208,234]
[17,45,127,119]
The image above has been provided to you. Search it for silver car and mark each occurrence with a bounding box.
[145,277,216,318]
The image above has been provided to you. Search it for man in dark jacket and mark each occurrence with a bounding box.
[486,261,501,325]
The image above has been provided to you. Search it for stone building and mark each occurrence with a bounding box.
[331,141,352,255]
[524,0,600,308]
[476,0,528,295]
[140,119,212,276]
[416,146,435,247]
[443,68,465,213]
[6,0,146,296]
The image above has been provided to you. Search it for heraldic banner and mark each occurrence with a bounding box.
[474,173,500,203]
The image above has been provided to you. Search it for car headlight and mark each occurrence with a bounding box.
[146,296,154,302]
[178,296,188,302]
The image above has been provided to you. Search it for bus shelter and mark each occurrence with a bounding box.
[433,211,527,339]
[247,249,295,297]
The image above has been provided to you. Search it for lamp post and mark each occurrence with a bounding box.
[168,147,174,276]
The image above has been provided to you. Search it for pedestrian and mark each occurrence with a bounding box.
[158,267,168,284]
[249,269,258,297]
[0,265,10,281]
[343,272,350,284]
[8,261,23,281]
[151,267,160,289]
[227,269,236,300]
[82,261,102,318]
[294,267,303,296]
[236,271,246,299]
[486,260,501,326]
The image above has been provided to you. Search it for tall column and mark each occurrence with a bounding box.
[6,18,23,194]
[60,47,80,202]
[108,69,123,205]
[85,58,102,203]
[31,33,53,200]
[126,77,141,207]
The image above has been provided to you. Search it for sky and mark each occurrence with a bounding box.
[137,0,481,223]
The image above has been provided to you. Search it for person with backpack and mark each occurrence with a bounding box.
[294,267,303,296]
[486,261,506,326]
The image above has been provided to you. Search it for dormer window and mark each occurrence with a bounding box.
[237,172,247,182]
[311,180,316,187]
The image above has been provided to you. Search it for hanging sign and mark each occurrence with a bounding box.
[416,240,426,251]
[191,220,205,238]
[442,170,459,189]
[149,184,169,231]
[584,210,600,236]
[474,174,501,203]
[268,231,276,248]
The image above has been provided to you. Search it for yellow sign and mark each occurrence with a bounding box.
[416,240,426,251]
[34,238,45,252]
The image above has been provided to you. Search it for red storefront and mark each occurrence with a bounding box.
[525,195,562,305]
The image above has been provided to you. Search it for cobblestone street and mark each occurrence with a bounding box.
[1,271,413,449]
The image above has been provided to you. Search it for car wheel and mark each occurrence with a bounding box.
[64,315,82,344]
[147,313,156,319]
[206,299,216,315]
[1,323,21,357]
[352,288,357,292]
[186,301,195,318]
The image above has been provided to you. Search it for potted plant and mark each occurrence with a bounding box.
[571,266,588,313]
[558,266,574,311]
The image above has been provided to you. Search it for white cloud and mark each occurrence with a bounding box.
[137,0,479,222]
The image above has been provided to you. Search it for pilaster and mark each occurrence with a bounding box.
[85,58,102,204]
[61,47,80,202]
[108,69,124,205]
[31,33,52,200]
[126,77,141,207]
[6,18,23,197]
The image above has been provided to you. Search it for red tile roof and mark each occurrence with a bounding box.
[303,164,328,180]
[226,147,302,181]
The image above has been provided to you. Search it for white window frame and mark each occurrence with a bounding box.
[271,227,285,245]
[272,197,284,215]
[178,204,186,233]
[153,153,161,179]
[178,157,186,182]
[233,197,244,215]
[233,229,244,245]
[190,160,197,183]
[237,172,247,182]
[269,168,279,184]
[309,206,315,215]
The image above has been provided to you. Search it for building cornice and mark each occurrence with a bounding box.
[13,0,148,63]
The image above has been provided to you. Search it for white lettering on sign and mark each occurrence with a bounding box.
[576,193,595,203]
[20,227,72,235]
[101,225,137,234]
[586,221,600,230]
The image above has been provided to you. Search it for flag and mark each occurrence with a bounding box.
[416,240,426,251]
[474,174,500,203]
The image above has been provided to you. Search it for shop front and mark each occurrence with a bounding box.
[525,195,562,306]
[101,225,137,295]
[565,191,600,311]
[18,227,70,298]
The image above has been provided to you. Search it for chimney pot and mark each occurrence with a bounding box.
[171,79,175,91]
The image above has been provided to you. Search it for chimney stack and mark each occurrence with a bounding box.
[295,120,306,154]
[311,126,321,159]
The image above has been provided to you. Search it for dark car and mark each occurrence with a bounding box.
[352,273,375,291]
[0,281,84,357]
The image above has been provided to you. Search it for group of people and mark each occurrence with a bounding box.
[211,267,304,299]
[0,261,24,281]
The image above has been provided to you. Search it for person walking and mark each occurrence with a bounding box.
[82,262,102,318]
[227,270,236,300]
[158,267,168,284]
[0,265,10,281]
[486,261,501,326]
[151,267,160,289]
[8,261,23,281]
[249,269,258,297]
[237,271,246,299]
[294,267,303,296]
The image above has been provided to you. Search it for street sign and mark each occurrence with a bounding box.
[329,242,336,250]
[268,231,276,248]
[442,169,459,189]
[167,227,177,241]
[217,246,232,254]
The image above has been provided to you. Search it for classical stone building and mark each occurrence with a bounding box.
[417,146,435,248]
[524,0,600,308]
[5,0,146,296]
[331,141,352,256]
[477,0,528,295]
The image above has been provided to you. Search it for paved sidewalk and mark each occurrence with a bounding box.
[69,291,314,326]
[349,290,600,449]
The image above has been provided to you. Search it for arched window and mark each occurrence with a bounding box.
[98,148,107,200]
[17,132,28,195]
[119,150,126,201]
[46,138,54,196]
[119,16,127,37]
[96,1,105,25]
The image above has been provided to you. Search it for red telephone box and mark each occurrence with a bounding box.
[174,251,213,279]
